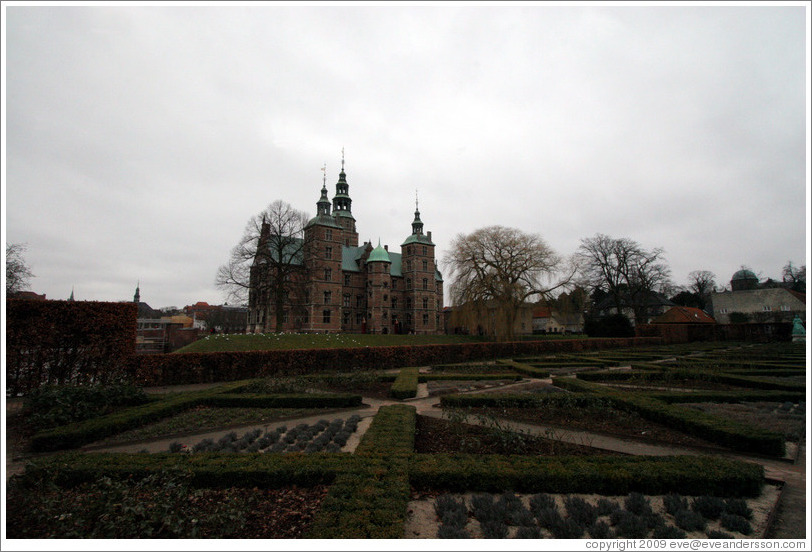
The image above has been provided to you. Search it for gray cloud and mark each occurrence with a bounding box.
[4,4,808,308]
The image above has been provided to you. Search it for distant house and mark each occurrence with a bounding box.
[592,292,675,326]
[710,288,805,324]
[183,301,248,333]
[651,306,716,325]
[12,291,46,301]
[532,306,584,334]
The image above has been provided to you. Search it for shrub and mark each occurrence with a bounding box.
[674,510,706,532]
[565,496,598,527]
[663,493,689,516]
[514,526,541,539]
[529,493,556,515]
[724,498,753,520]
[437,525,470,538]
[596,498,621,516]
[480,520,509,539]
[613,512,650,538]
[535,507,563,530]
[589,521,612,538]
[720,513,752,535]
[550,516,584,539]
[435,495,468,527]
[24,384,149,431]
[706,529,734,539]
[625,492,653,516]
[390,366,419,399]
[691,496,726,520]
[652,525,686,539]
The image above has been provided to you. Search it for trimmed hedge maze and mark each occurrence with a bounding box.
[17,403,766,539]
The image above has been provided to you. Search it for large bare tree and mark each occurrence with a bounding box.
[577,234,672,324]
[216,200,314,332]
[782,261,806,293]
[687,270,717,309]
[6,243,35,296]
[443,225,575,341]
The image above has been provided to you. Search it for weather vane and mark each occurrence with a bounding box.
[341,147,345,171]
[321,163,326,186]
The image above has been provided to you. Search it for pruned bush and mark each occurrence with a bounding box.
[588,521,612,538]
[663,493,689,516]
[435,495,468,527]
[720,513,752,535]
[514,526,541,539]
[480,520,509,539]
[724,498,753,520]
[565,496,598,527]
[24,384,150,431]
[625,492,653,516]
[535,507,563,530]
[674,510,706,532]
[596,498,621,516]
[529,493,556,516]
[691,495,726,520]
[613,511,650,538]
[550,516,584,539]
[653,525,686,539]
[437,525,470,538]
[706,529,734,539]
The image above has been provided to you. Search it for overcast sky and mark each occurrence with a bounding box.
[3,2,809,310]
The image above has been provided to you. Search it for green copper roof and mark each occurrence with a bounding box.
[401,234,435,246]
[305,214,342,229]
[732,269,758,281]
[367,240,391,263]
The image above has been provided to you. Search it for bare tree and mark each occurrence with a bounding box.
[782,261,806,293]
[577,234,672,324]
[687,270,716,309]
[443,225,575,341]
[216,200,313,332]
[6,243,35,296]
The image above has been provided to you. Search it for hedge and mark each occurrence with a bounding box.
[354,404,416,456]
[577,368,805,392]
[6,299,137,395]
[497,359,551,378]
[127,337,664,387]
[389,367,419,399]
[552,377,786,457]
[408,454,764,497]
[30,381,255,452]
[201,393,363,408]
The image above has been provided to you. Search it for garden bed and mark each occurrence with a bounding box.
[404,486,782,539]
[680,402,806,443]
[414,415,624,456]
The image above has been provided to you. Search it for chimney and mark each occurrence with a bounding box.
[427,231,432,241]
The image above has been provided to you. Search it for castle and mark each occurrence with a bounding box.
[246,158,444,334]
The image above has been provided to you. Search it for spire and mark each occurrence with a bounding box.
[412,190,423,236]
[69,286,75,302]
[332,149,354,219]
[133,282,140,304]
[317,164,331,216]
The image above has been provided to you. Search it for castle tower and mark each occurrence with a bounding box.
[365,240,392,334]
[332,150,358,247]
[401,195,441,334]
[304,169,344,333]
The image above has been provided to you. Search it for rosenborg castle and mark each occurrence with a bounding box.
[246,159,444,334]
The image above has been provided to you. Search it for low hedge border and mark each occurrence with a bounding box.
[440,393,612,409]
[409,454,764,497]
[30,381,251,452]
[354,405,416,455]
[496,359,551,378]
[390,366,419,399]
[201,393,363,408]
[577,368,805,392]
[552,377,786,457]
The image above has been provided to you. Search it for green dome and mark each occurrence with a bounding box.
[732,269,758,282]
[367,240,391,263]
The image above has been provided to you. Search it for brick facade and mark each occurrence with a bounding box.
[247,162,444,334]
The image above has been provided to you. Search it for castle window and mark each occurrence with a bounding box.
[762,305,772,312]
[423,260,428,271]
[383,311,388,320]
[325,246,332,259]
[323,310,331,323]
[283,311,289,324]
[383,294,388,302]
[344,274,351,286]
[343,311,350,325]
[392,297,398,309]
[383,281,388,288]
[356,313,363,324]
[324,269,332,281]
[343,294,351,307]
[323,291,332,304]
[422,246,427,255]
[407,260,412,271]
[422,298,428,309]
[406,298,412,309]
[356,295,363,308]
[406,278,412,290]
[423,313,429,325]
[392,279,397,290]
[325,229,333,241]
[781,305,791,311]
[423,278,428,290]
